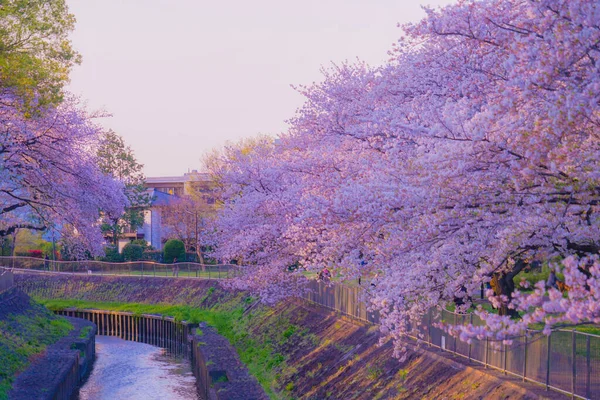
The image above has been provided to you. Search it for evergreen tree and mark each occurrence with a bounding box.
[97,130,151,245]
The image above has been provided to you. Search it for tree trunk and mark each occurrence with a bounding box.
[490,260,527,318]
[197,249,206,272]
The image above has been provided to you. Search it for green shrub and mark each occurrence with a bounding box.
[131,239,151,250]
[163,239,185,263]
[102,245,123,262]
[513,264,551,288]
[122,243,143,261]
[0,237,12,256]
[142,250,162,262]
[185,252,199,262]
[39,242,58,258]
[282,325,297,339]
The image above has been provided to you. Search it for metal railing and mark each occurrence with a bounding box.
[302,279,600,400]
[0,256,240,280]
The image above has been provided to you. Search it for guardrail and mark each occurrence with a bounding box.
[303,279,600,400]
[0,256,240,280]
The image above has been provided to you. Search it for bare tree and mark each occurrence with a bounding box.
[159,194,215,266]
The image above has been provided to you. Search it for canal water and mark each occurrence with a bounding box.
[75,336,199,400]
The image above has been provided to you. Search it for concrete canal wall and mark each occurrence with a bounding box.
[0,288,95,400]
[54,309,267,400]
[191,322,268,400]
[55,309,192,358]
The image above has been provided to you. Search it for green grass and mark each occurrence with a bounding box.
[38,298,288,399]
[448,300,600,336]
[59,269,234,279]
[78,326,93,339]
[282,325,298,339]
[513,266,550,288]
[574,326,600,336]
[0,310,72,400]
[42,299,217,324]
[512,264,567,289]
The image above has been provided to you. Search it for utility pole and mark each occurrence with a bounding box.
[195,211,199,263]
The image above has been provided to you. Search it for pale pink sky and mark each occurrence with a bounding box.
[66,0,455,176]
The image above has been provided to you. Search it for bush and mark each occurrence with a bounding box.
[28,249,43,258]
[142,250,162,262]
[102,245,123,262]
[163,239,185,263]
[15,250,45,258]
[185,252,199,263]
[131,239,151,250]
[40,242,58,257]
[122,243,143,261]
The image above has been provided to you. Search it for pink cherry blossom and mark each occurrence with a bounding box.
[208,0,600,354]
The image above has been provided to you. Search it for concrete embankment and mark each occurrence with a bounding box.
[0,287,95,400]
[15,272,566,399]
[54,308,267,400]
[192,322,268,400]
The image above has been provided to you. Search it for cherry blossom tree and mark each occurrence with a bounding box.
[205,136,309,302]
[210,0,600,352]
[159,194,215,264]
[0,93,127,257]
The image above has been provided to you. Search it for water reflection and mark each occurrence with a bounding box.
[75,336,198,400]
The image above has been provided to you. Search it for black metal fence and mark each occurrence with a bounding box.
[302,279,600,399]
[0,256,239,280]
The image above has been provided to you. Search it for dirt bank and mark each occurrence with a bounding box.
[15,272,233,307]
[15,272,565,399]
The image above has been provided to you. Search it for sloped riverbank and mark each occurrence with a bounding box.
[0,287,95,400]
[16,272,566,399]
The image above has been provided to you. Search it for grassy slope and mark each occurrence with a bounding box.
[0,299,73,400]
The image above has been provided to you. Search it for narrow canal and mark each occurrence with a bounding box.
[74,336,199,400]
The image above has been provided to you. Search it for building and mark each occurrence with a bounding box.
[136,171,216,251]
[145,170,215,204]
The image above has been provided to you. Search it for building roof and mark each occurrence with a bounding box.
[145,176,187,184]
[145,171,211,185]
